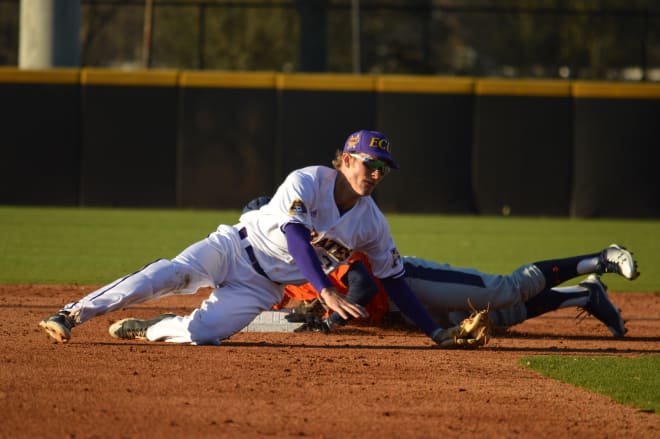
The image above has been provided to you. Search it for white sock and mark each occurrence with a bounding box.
[577,256,599,275]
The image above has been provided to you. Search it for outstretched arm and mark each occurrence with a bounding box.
[380,276,443,339]
[382,277,491,348]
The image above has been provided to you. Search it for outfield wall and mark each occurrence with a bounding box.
[80,69,179,207]
[1,68,658,218]
[0,69,81,206]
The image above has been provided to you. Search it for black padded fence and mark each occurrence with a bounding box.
[79,69,179,207]
[0,69,81,206]
[1,68,659,218]
[570,82,660,218]
[178,72,279,209]
[472,80,573,217]
[277,74,378,175]
[376,76,475,213]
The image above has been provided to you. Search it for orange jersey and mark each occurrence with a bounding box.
[279,252,389,323]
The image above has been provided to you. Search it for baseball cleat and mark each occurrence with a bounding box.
[596,244,640,280]
[39,311,75,343]
[578,274,627,337]
[109,313,176,340]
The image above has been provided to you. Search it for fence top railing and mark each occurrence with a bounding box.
[3,67,660,99]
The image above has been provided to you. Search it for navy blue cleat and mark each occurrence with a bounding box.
[579,274,627,337]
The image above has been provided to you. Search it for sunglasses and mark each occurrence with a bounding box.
[349,153,392,176]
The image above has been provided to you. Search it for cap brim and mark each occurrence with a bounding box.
[374,153,399,170]
[386,159,400,170]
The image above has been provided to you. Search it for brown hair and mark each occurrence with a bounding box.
[332,149,344,169]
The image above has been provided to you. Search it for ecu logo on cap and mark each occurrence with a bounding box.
[289,199,308,216]
[346,133,360,150]
[369,136,391,153]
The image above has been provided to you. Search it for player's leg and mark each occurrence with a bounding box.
[109,225,285,344]
[324,260,379,329]
[402,256,546,311]
[116,265,283,345]
[404,243,640,313]
[457,285,591,328]
[449,274,626,337]
[524,274,626,336]
[39,235,223,343]
[524,285,589,319]
[532,244,639,287]
[402,250,631,336]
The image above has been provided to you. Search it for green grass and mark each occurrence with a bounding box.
[1,206,659,290]
[521,355,660,414]
[0,206,239,284]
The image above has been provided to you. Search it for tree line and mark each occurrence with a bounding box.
[0,0,658,80]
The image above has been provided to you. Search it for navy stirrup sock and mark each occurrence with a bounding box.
[524,288,588,319]
[533,253,599,287]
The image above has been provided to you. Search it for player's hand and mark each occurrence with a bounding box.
[319,287,369,320]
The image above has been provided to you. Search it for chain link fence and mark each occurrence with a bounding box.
[1,0,659,80]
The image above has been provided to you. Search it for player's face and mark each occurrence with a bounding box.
[342,153,388,196]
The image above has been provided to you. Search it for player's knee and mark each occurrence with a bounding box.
[141,259,203,294]
[187,319,224,345]
[141,258,176,282]
[186,311,245,345]
[510,264,546,302]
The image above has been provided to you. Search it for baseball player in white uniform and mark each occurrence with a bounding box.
[39,130,449,346]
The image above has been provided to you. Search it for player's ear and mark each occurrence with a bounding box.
[341,152,353,168]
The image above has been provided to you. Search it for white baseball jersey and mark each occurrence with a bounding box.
[238,165,404,284]
[61,165,404,345]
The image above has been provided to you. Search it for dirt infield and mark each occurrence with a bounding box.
[2,285,659,438]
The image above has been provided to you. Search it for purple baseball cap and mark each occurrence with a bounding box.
[342,130,400,169]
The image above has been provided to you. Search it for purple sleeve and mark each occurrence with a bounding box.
[284,222,333,295]
[381,276,441,337]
